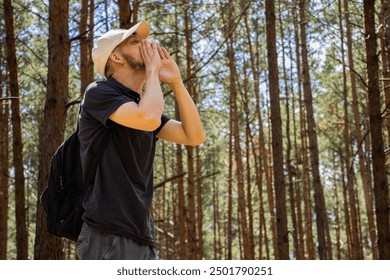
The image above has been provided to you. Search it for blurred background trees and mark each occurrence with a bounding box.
[1,0,389,260]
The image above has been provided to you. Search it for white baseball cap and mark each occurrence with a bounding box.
[92,21,150,76]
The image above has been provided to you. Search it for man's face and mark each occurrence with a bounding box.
[118,34,146,72]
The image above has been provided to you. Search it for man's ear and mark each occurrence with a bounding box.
[108,52,125,65]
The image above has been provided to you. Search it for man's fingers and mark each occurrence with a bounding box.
[140,40,149,60]
[161,47,171,59]
[157,45,165,59]
[157,45,171,60]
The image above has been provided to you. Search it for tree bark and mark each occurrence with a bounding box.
[173,3,187,259]
[184,4,197,260]
[363,0,390,260]
[265,0,289,260]
[34,0,70,260]
[118,0,140,28]
[346,0,377,259]
[292,0,315,259]
[299,0,332,260]
[4,0,28,260]
[79,0,94,98]
[279,0,300,259]
[118,0,131,28]
[339,0,363,259]
[0,53,9,260]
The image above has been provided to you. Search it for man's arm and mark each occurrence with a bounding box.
[109,40,163,131]
[156,46,205,146]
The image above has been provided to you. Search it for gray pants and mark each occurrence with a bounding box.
[76,223,157,260]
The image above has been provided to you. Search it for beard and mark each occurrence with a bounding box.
[122,53,145,72]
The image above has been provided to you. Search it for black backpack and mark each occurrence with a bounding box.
[40,121,109,242]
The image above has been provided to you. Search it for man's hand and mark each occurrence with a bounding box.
[155,45,205,146]
[157,45,182,86]
[140,40,161,75]
[110,40,164,131]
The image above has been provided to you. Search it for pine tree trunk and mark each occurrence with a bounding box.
[0,68,9,260]
[299,0,332,259]
[292,0,314,259]
[4,0,28,260]
[363,0,390,260]
[118,0,140,28]
[332,154,342,260]
[184,6,197,259]
[243,11,273,260]
[79,0,94,98]
[227,85,233,259]
[242,69,255,259]
[195,146,203,259]
[118,0,131,28]
[172,4,187,259]
[219,1,249,259]
[278,0,300,259]
[265,0,289,260]
[161,142,168,259]
[34,0,70,259]
[213,173,217,260]
[381,0,390,147]
[340,146,352,258]
[338,0,363,258]
[225,10,250,259]
[345,0,377,259]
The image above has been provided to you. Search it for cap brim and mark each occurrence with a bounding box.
[122,21,150,41]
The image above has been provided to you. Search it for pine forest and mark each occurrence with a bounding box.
[1,0,390,260]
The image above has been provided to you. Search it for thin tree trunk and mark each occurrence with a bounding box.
[340,146,352,258]
[278,0,299,259]
[338,0,363,259]
[118,0,131,28]
[265,0,289,260]
[292,0,314,259]
[174,4,186,259]
[0,59,9,260]
[227,82,233,260]
[243,10,272,260]
[195,146,203,259]
[299,0,332,260]
[88,0,94,85]
[79,0,94,98]
[345,0,377,259]
[4,0,28,260]
[220,0,249,259]
[118,0,140,28]
[382,0,390,146]
[212,160,219,259]
[226,18,250,261]
[332,153,341,260]
[363,0,390,259]
[161,142,168,259]
[34,0,70,260]
[286,16,305,258]
[242,65,255,259]
[79,0,89,95]
[183,5,197,260]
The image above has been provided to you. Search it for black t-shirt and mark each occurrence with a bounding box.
[78,77,170,246]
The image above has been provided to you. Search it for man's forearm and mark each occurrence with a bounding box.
[139,71,164,124]
[171,80,205,145]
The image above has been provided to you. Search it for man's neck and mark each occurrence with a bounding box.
[111,70,145,94]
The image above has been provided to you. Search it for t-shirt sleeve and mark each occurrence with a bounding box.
[155,114,171,136]
[83,83,135,127]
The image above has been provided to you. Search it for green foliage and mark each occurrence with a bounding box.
[2,0,385,259]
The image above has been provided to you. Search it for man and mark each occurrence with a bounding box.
[76,21,205,260]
